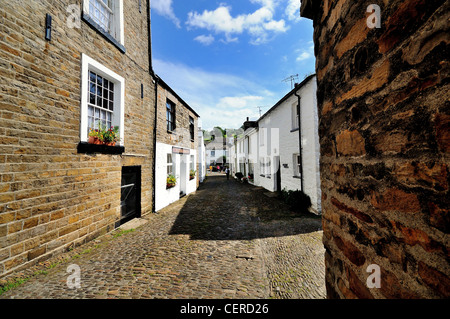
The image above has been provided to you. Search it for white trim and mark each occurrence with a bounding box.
[80,53,125,145]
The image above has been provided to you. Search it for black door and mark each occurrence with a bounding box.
[275,156,281,192]
[117,166,141,227]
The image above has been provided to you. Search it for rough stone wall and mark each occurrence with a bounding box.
[0,0,155,277]
[302,0,449,298]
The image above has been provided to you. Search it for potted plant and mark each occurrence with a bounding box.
[88,128,102,145]
[166,174,177,189]
[101,125,119,146]
[189,169,196,180]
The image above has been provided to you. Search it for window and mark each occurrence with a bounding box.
[211,150,215,157]
[266,157,271,176]
[88,70,114,131]
[259,128,265,146]
[260,157,265,175]
[189,116,195,141]
[167,153,173,175]
[292,102,299,130]
[190,155,195,171]
[83,0,124,48]
[89,0,113,33]
[293,154,302,177]
[80,53,124,145]
[166,100,176,132]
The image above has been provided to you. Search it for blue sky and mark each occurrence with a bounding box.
[151,0,315,131]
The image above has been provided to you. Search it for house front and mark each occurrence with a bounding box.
[154,77,200,212]
[257,74,321,213]
[0,0,155,277]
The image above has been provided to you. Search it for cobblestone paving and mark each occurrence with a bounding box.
[0,173,325,299]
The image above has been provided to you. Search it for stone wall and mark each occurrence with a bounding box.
[301,0,449,298]
[0,0,155,277]
[155,78,198,151]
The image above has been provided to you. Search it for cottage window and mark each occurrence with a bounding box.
[293,154,302,177]
[259,128,265,146]
[89,0,113,33]
[82,0,124,50]
[260,157,265,175]
[190,155,195,171]
[167,153,173,175]
[166,100,176,132]
[292,102,300,130]
[189,116,195,141]
[88,70,114,131]
[80,53,124,145]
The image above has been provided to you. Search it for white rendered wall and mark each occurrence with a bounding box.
[155,142,197,212]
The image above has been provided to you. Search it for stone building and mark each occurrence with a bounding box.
[154,76,199,212]
[0,0,155,277]
[301,0,449,298]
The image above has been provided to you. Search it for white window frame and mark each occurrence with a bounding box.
[293,154,301,177]
[190,155,195,171]
[167,153,173,175]
[259,128,265,146]
[292,102,299,130]
[80,53,124,145]
[83,0,124,46]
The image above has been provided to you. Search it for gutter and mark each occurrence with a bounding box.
[294,87,304,192]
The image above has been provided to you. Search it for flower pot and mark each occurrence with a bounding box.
[94,138,102,145]
[88,136,95,144]
[106,141,116,146]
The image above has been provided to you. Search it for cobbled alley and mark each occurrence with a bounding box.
[0,172,325,299]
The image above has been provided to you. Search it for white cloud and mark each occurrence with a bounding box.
[152,0,181,28]
[153,59,276,130]
[296,41,314,62]
[285,0,302,22]
[194,34,215,46]
[186,2,288,45]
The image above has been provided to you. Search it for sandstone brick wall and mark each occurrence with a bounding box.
[0,0,155,277]
[302,0,449,298]
[155,78,199,152]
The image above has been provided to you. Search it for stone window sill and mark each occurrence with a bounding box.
[77,142,125,155]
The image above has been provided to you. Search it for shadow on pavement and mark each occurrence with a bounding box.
[169,173,322,240]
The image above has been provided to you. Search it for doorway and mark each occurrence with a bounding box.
[117,166,141,227]
[275,156,281,192]
[179,155,187,197]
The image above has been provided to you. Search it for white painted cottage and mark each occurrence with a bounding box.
[228,74,321,214]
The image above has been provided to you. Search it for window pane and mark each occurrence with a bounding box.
[109,91,114,100]
[97,96,102,107]
[109,101,113,111]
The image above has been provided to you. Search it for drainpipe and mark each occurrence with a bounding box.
[294,87,304,192]
[151,75,159,213]
[148,0,158,212]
